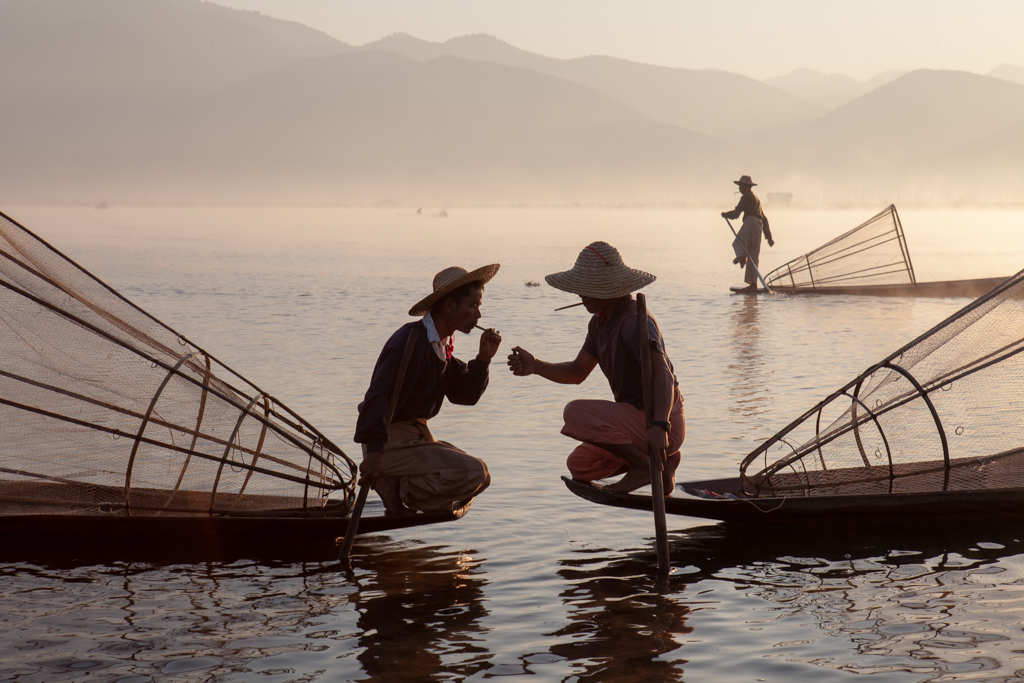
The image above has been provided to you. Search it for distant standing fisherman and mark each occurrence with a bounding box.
[354,264,502,515]
[722,175,774,290]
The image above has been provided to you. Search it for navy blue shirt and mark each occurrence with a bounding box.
[355,320,490,453]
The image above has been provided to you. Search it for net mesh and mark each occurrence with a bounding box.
[740,269,1024,498]
[764,205,916,290]
[0,210,356,517]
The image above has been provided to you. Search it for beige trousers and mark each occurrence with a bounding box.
[365,419,490,511]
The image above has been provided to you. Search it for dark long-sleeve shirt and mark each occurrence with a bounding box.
[354,320,490,453]
[724,192,773,242]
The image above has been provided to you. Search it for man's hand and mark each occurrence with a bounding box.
[645,425,669,470]
[506,346,536,376]
[720,211,728,218]
[476,328,502,362]
[359,451,384,486]
[768,238,775,247]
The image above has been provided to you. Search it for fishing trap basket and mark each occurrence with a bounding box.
[765,205,915,291]
[741,268,1024,498]
[0,210,356,518]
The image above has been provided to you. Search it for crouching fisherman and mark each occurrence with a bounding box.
[506,242,684,494]
[354,264,501,514]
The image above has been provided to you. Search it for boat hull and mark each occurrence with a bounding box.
[562,475,1024,525]
[0,502,470,562]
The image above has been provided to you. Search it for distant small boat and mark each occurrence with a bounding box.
[762,205,1009,299]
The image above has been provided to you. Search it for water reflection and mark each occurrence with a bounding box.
[551,550,692,682]
[727,295,771,431]
[672,523,1024,681]
[0,540,492,682]
[347,539,492,681]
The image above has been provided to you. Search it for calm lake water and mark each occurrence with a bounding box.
[3,205,1024,682]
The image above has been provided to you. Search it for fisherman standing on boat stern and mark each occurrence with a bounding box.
[722,175,774,290]
[354,265,501,515]
[506,242,685,494]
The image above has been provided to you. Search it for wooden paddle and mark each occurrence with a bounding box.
[339,327,419,562]
[636,293,671,579]
[724,217,772,293]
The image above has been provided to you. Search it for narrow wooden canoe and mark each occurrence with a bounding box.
[562,475,1024,526]
[732,277,1009,298]
[0,498,471,562]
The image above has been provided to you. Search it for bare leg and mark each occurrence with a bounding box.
[592,442,653,493]
[372,476,413,515]
[663,452,680,495]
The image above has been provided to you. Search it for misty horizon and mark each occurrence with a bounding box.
[2,0,1024,207]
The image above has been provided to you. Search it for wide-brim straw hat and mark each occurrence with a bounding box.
[409,263,500,316]
[545,241,655,299]
[733,175,757,186]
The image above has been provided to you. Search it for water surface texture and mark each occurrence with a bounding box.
[3,206,1024,682]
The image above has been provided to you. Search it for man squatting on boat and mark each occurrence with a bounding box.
[506,242,685,494]
[722,175,774,290]
[354,264,502,514]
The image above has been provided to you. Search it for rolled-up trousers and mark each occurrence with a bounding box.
[365,419,490,511]
[561,388,685,481]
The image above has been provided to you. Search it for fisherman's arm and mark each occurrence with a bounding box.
[507,346,597,384]
[446,328,502,405]
[761,211,774,246]
[647,350,674,459]
[722,194,751,220]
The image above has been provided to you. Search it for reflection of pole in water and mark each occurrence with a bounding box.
[727,295,770,426]
[349,544,492,679]
[548,551,691,680]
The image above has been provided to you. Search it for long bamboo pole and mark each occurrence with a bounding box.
[724,217,772,292]
[636,293,670,579]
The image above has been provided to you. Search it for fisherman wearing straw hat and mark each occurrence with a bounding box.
[722,175,774,290]
[354,264,502,515]
[506,242,685,494]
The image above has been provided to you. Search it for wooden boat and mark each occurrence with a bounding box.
[572,267,1024,526]
[735,277,1009,299]
[563,472,1024,526]
[0,493,470,562]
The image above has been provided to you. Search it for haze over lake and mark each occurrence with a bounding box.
[3,0,1024,206]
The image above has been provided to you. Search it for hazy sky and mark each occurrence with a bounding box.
[214,0,1024,80]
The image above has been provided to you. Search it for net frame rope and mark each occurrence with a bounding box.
[0,209,357,518]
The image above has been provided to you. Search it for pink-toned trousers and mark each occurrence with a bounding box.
[561,389,685,481]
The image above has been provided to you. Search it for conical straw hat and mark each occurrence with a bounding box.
[545,242,655,299]
[409,263,500,316]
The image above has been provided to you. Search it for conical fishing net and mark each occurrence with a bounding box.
[740,269,1024,498]
[0,210,355,517]
[765,205,915,290]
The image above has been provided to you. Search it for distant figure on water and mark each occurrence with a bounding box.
[506,242,684,494]
[354,264,502,515]
[722,175,774,290]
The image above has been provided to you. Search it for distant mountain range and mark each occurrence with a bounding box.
[1,0,1022,205]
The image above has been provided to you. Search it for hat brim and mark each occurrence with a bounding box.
[734,180,757,186]
[544,267,656,299]
[408,263,500,316]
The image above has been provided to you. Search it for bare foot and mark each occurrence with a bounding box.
[732,256,740,265]
[662,453,681,495]
[605,466,653,494]
[372,476,413,515]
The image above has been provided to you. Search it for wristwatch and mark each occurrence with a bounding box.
[652,420,671,432]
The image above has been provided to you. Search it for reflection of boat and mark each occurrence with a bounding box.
[567,266,1024,525]
[0,209,468,561]
[764,205,1008,298]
